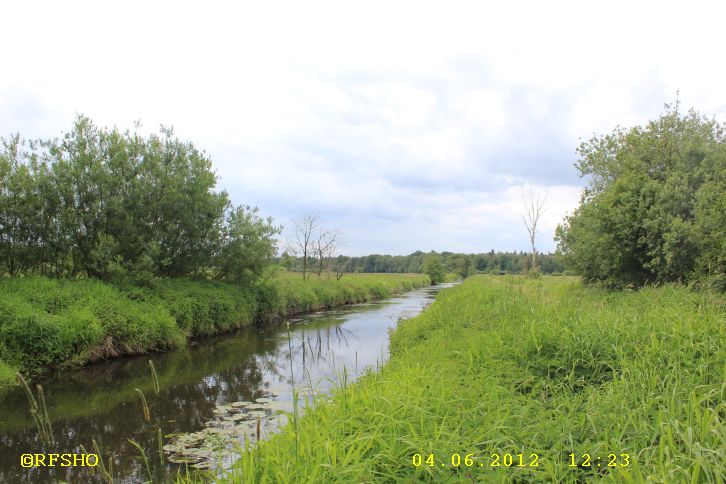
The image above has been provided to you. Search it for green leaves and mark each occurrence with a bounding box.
[557,104,726,289]
[215,205,281,284]
[0,115,277,283]
[423,252,445,285]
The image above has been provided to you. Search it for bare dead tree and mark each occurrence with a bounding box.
[289,213,320,280]
[334,256,348,280]
[521,185,548,273]
[313,229,339,277]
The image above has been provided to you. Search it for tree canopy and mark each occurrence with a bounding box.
[423,252,445,285]
[283,250,564,276]
[555,103,726,289]
[0,116,279,283]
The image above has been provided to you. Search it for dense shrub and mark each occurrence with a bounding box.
[0,117,279,281]
[556,104,726,289]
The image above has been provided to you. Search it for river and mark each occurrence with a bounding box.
[0,283,450,483]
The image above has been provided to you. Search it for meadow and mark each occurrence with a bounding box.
[0,272,429,387]
[219,275,725,483]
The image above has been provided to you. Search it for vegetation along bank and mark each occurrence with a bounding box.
[0,272,429,387]
[219,275,725,483]
[0,115,431,387]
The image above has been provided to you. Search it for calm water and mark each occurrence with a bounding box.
[0,284,449,483]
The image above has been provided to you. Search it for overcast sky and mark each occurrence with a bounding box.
[2,1,725,255]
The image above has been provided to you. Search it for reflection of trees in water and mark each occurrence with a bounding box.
[0,311,367,483]
[258,321,356,387]
[0,327,282,430]
[0,329,278,483]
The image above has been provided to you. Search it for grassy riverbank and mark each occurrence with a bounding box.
[0,273,429,386]
[222,275,725,483]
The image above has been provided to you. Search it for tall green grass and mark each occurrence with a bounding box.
[218,275,725,483]
[264,272,430,318]
[0,278,182,383]
[0,273,429,386]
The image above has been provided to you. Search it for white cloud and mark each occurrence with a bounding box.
[2,0,725,255]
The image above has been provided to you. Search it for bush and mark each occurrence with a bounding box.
[557,104,726,289]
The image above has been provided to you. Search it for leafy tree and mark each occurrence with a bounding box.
[0,115,278,285]
[423,252,445,285]
[448,255,471,279]
[215,205,280,283]
[556,102,726,288]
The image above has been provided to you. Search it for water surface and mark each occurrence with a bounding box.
[0,284,449,483]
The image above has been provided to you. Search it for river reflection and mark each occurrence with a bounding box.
[0,284,448,483]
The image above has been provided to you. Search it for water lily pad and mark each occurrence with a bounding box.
[245,404,267,411]
[178,434,205,446]
[255,397,273,404]
[188,449,213,458]
[230,401,252,407]
[168,455,197,464]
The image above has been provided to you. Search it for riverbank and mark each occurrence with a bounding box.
[221,275,725,483]
[0,272,429,386]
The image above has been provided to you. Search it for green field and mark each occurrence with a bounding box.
[221,275,725,483]
[0,272,429,386]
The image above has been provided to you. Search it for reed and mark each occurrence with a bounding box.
[158,428,165,465]
[128,438,153,483]
[16,373,55,447]
[90,439,115,483]
[134,388,151,422]
[149,360,160,396]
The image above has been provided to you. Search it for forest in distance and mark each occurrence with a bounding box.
[0,101,724,483]
[278,250,565,278]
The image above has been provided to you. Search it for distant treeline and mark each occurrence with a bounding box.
[280,250,565,277]
[0,116,279,283]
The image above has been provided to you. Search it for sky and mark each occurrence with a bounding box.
[2,1,725,255]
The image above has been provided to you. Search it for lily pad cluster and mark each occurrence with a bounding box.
[163,396,287,468]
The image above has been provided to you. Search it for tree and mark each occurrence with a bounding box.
[313,228,339,277]
[332,255,349,280]
[279,251,295,271]
[215,205,280,283]
[522,184,548,273]
[448,254,471,279]
[423,252,445,285]
[0,115,281,283]
[555,102,726,288]
[288,213,320,280]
